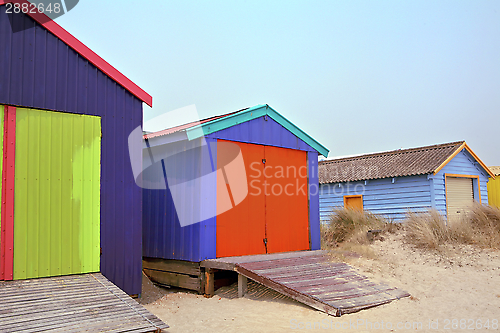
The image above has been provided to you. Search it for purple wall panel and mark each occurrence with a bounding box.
[0,8,143,295]
[206,116,315,152]
[308,151,320,250]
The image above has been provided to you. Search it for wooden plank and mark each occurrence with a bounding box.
[199,260,237,271]
[236,265,339,316]
[239,255,332,270]
[143,268,201,292]
[143,257,200,276]
[222,250,327,263]
[279,273,366,287]
[0,273,168,332]
[297,281,378,296]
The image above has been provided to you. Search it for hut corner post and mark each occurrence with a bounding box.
[204,268,214,298]
[238,274,248,298]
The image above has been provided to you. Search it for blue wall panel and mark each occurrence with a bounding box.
[142,138,217,261]
[320,175,432,222]
[434,149,490,218]
[0,8,143,295]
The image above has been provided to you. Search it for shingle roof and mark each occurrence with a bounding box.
[490,166,500,176]
[318,141,466,184]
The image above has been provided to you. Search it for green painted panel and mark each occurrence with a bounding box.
[14,108,101,280]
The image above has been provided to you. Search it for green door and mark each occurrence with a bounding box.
[14,108,101,280]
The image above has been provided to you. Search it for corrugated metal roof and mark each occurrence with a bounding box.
[319,141,465,184]
[489,166,500,176]
[144,108,247,139]
[144,104,330,157]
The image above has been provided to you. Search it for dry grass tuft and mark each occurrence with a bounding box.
[322,208,386,248]
[464,204,500,248]
[405,210,449,249]
[405,204,500,250]
[322,208,392,261]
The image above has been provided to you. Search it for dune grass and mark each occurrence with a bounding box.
[322,204,500,261]
[321,208,394,260]
[405,204,500,250]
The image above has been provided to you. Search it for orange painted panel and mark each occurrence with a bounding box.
[216,140,266,257]
[344,196,363,211]
[265,146,309,254]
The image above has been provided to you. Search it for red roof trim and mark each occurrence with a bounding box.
[1,0,152,107]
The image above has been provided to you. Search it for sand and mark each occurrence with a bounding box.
[140,231,500,332]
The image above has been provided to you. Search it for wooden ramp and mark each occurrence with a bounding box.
[0,273,168,333]
[202,250,409,317]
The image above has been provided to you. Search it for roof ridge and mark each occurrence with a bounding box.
[319,141,465,165]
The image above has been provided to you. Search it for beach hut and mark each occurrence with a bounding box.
[487,166,500,208]
[0,4,150,296]
[318,141,494,222]
[142,104,329,291]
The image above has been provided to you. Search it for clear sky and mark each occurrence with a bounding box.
[56,0,500,165]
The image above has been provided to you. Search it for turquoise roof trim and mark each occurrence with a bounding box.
[185,104,329,157]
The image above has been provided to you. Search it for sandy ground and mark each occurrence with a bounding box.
[140,232,500,332]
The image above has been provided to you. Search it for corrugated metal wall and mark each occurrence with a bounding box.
[488,177,500,208]
[0,8,143,294]
[14,108,100,280]
[143,116,321,261]
[142,137,217,262]
[319,175,432,222]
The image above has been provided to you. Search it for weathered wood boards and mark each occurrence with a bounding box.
[0,273,168,332]
[202,250,409,316]
[143,258,203,292]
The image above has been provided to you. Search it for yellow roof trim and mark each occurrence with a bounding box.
[463,143,495,179]
[433,142,495,179]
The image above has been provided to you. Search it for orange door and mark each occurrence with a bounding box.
[216,140,310,257]
[344,195,363,211]
[265,146,309,253]
[216,140,266,257]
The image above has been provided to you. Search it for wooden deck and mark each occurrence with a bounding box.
[201,250,409,316]
[0,273,168,333]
